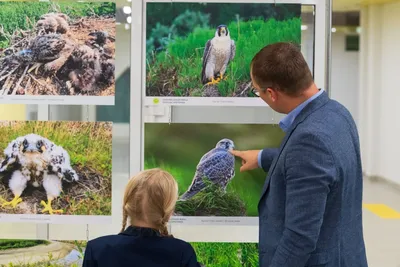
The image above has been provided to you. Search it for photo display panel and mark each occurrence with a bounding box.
[144,2,302,106]
[144,123,285,225]
[0,120,112,224]
[0,1,116,105]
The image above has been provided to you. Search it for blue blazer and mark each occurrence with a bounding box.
[82,226,201,267]
[258,91,368,267]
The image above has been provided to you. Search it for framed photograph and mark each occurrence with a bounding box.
[0,1,116,105]
[0,121,112,224]
[144,1,302,106]
[144,123,284,225]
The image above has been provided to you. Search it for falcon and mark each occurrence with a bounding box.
[201,25,236,85]
[25,34,75,75]
[179,138,236,201]
[0,134,79,214]
[36,13,70,34]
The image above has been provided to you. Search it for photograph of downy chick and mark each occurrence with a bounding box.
[0,2,116,96]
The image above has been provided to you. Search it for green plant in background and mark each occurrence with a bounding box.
[145,3,301,97]
[0,1,115,49]
[145,123,285,217]
[191,242,259,267]
[0,240,49,251]
[0,121,112,216]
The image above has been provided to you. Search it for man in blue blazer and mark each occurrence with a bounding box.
[231,42,368,267]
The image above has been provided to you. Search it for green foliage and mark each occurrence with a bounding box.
[0,240,49,251]
[147,18,301,97]
[175,179,246,216]
[191,242,259,267]
[0,1,115,48]
[146,3,301,38]
[144,123,285,217]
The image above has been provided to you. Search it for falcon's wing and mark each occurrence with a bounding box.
[0,138,22,172]
[48,144,78,182]
[229,40,236,62]
[191,149,235,189]
[201,39,213,84]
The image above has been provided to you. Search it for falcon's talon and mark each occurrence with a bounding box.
[206,77,220,85]
[41,199,63,215]
[1,195,22,208]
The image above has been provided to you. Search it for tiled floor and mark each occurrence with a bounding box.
[362,177,400,267]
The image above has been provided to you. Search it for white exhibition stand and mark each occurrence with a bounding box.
[0,0,331,245]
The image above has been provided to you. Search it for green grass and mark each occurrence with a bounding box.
[146,17,301,97]
[0,240,49,251]
[0,121,112,215]
[191,242,258,267]
[0,1,115,49]
[144,123,285,217]
[175,179,246,216]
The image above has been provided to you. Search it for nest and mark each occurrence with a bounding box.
[0,165,111,215]
[0,14,115,96]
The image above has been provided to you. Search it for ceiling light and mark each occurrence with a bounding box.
[127,16,132,24]
[123,6,131,14]
[301,25,308,31]
[331,27,337,33]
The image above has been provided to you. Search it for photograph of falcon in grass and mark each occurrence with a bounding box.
[145,3,302,98]
[0,121,112,217]
[0,2,115,97]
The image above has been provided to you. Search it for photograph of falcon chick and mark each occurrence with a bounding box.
[0,134,78,215]
[179,138,235,201]
[0,2,116,96]
[201,25,236,86]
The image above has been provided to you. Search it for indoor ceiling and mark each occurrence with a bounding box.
[333,0,400,11]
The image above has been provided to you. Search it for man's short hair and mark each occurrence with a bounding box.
[250,42,313,96]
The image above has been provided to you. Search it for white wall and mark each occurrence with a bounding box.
[331,32,360,123]
[359,2,400,185]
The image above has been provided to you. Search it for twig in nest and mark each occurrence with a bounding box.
[0,66,19,82]
[11,65,29,95]
[0,75,13,95]
[236,81,252,97]
[28,74,55,95]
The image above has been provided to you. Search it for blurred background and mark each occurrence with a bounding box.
[0,0,399,266]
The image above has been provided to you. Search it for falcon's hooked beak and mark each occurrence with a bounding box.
[220,27,226,35]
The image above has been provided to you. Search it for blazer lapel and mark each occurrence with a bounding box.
[259,91,330,200]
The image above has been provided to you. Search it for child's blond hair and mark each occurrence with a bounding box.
[121,168,178,236]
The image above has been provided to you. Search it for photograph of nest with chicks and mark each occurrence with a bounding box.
[0,121,112,216]
[0,1,115,97]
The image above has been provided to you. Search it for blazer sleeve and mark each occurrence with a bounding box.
[82,241,97,267]
[269,132,336,267]
[258,148,279,172]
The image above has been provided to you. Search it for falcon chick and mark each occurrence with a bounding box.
[88,31,115,48]
[26,34,75,75]
[36,13,70,34]
[63,44,102,93]
[201,25,236,85]
[179,138,235,201]
[0,133,78,214]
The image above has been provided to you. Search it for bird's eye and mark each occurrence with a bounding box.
[36,140,42,149]
[23,139,28,148]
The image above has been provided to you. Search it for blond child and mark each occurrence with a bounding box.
[83,168,201,267]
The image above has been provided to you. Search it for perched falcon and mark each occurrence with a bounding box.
[179,138,236,201]
[201,25,236,85]
[0,133,78,214]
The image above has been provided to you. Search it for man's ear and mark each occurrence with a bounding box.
[266,88,277,102]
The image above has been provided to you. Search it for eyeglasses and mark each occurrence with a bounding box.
[250,87,260,97]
